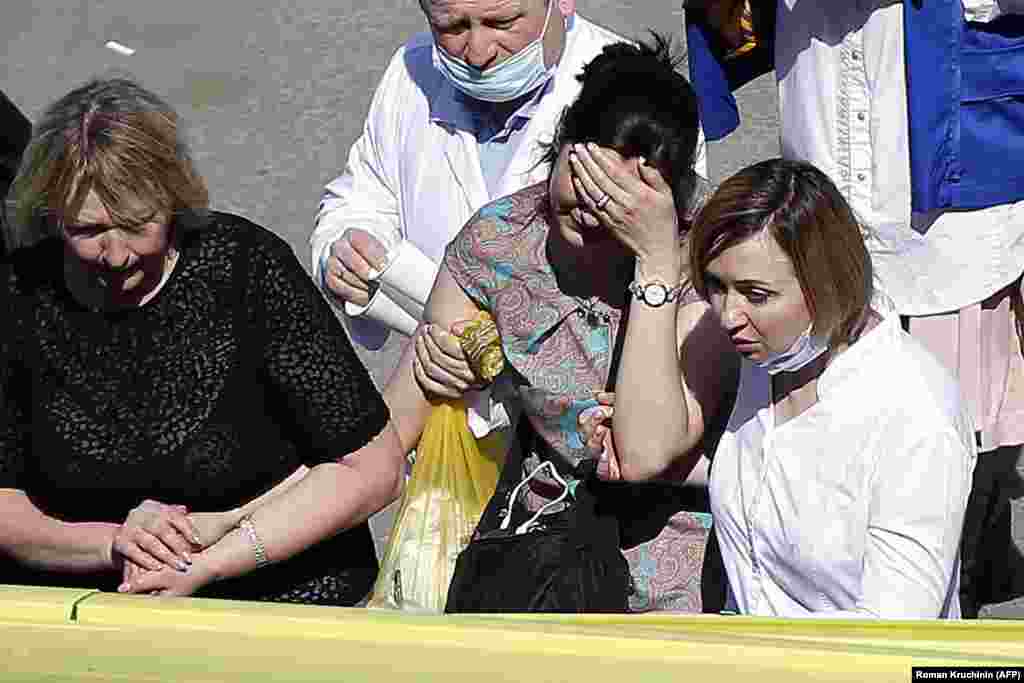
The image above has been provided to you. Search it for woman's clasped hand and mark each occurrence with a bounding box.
[113,502,244,594]
[113,501,201,574]
[578,393,619,482]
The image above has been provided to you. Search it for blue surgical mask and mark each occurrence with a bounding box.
[432,0,558,103]
[753,322,830,375]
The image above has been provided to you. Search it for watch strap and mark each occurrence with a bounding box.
[628,279,686,307]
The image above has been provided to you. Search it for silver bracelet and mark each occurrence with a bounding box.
[238,516,269,569]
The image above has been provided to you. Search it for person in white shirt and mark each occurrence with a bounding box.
[310,0,632,355]
[686,0,1024,617]
[778,0,1024,620]
[582,159,977,617]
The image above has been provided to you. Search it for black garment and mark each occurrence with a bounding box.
[0,90,31,258]
[960,444,1024,618]
[0,90,30,199]
[447,421,631,614]
[0,212,390,604]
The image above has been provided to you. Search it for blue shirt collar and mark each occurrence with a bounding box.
[428,13,573,132]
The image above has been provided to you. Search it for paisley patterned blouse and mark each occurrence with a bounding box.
[446,182,714,612]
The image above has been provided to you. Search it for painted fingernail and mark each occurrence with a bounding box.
[192,535,202,545]
[176,560,188,572]
[118,583,130,593]
[183,552,193,564]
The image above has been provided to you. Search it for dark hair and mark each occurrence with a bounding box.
[689,158,873,347]
[542,33,701,217]
[7,77,208,249]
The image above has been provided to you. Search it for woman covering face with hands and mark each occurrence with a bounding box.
[386,35,736,612]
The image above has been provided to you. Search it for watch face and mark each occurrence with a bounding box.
[644,283,668,306]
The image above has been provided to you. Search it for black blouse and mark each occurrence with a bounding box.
[0,212,390,605]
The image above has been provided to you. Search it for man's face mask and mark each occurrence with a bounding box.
[432,0,559,103]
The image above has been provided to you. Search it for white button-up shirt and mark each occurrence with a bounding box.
[710,314,977,617]
[776,0,1024,316]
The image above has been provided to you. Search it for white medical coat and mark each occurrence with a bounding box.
[311,15,706,348]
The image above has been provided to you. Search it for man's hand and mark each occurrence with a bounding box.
[323,229,390,307]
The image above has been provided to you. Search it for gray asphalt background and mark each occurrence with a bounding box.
[1,1,778,552]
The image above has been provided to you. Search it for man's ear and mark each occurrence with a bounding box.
[555,0,576,17]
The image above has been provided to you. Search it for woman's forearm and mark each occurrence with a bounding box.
[197,423,404,583]
[613,284,698,481]
[0,489,118,573]
[223,465,310,529]
[383,264,482,455]
[383,338,434,455]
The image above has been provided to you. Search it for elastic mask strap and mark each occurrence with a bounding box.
[498,461,571,534]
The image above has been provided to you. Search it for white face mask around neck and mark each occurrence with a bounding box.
[752,322,830,375]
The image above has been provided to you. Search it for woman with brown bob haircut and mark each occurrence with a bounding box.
[583,158,976,617]
[0,77,405,603]
[689,157,872,350]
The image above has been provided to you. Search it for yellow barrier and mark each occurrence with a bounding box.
[0,584,1020,682]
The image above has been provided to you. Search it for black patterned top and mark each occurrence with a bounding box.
[0,212,390,605]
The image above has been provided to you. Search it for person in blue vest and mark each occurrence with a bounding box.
[685,0,1024,618]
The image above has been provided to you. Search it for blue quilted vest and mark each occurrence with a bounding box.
[686,1,1024,212]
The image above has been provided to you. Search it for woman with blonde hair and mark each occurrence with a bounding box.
[0,77,404,603]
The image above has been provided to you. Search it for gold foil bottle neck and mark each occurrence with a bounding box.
[459,311,505,382]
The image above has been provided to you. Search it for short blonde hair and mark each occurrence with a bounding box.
[689,159,873,347]
[8,77,208,248]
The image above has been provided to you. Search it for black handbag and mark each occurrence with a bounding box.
[445,305,633,614]
[444,422,631,613]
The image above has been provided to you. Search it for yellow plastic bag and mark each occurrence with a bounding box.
[368,401,506,612]
[368,311,507,612]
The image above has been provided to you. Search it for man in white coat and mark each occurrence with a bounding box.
[312,1,701,357]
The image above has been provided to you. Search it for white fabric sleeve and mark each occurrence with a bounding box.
[310,46,410,349]
[963,0,1023,20]
[813,429,976,619]
[694,123,709,181]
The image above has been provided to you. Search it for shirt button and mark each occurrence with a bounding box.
[857,172,866,182]
[851,50,861,61]
[857,112,866,122]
